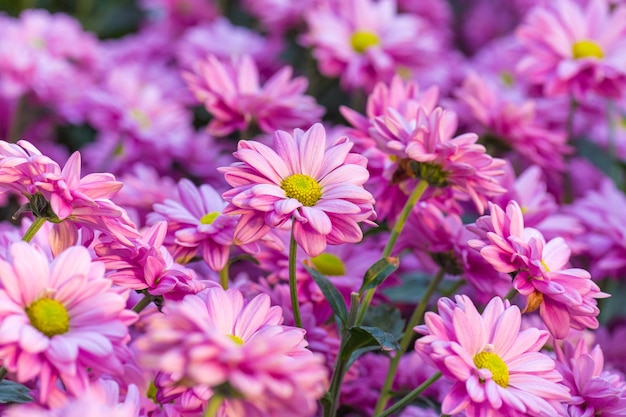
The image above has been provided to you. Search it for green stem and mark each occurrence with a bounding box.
[373,269,445,415]
[288,223,303,328]
[505,288,518,301]
[326,293,360,417]
[204,394,223,417]
[132,293,154,313]
[374,372,442,417]
[22,217,47,243]
[219,263,229,290]
[356,180,429,325]
[0,366,7,381]
[566,97,578,142]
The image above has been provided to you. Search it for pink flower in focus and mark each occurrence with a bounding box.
[301,0,443,92]
[516,0,626,98]
[183,54,325,137]
[147,179,237,271]
[135,286,328,417]
[415,295,570,416]
[556,339,626,416]
[0,242,137,404]
[219,123,376,257]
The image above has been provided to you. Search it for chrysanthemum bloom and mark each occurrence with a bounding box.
[516,0,626,98]
[469,201,608,339]
[242,0,314,34]
[183,54,325,137]
[0,242,137,404]
[300,0,443,92]
[94,221,205,300]
[0,140,140,246]
[556,339,626,416]
[147,179,237,271]
[368,104,506,213]
[5,379,141,417]
[134,286,328,417]
[415,295,571,416]
[219,123,376,257]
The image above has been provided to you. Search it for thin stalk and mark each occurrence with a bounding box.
[356,179,429,325]
[288,223,303,328]
[204,394,223,417]
[374,372,442,417]
[132,293,154,313]
[22,217,46,243]
[373,269,445,415]
[219,263,229,290]
[0,366,7,381]
[505,288,518,301]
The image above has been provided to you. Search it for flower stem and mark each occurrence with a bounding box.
[0,366,7,381]
[356,179,429,325]
[219,263,229,290]
[505,288,518,301]
[21,217,47,243]
[373,268,445,415]
[288,223,303,328]
[204,394,223,417]
[373,372,442,417]
[132,293,154,313]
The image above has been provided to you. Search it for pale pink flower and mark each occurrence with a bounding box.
[183,54,324,137]
[242,0,315,34]
[134,286,328,417]
[0,242,137,404]
[516,0,626,98]
[219,123,376,257]
[147,179,237,271]
[415,295,571,416]
[556,339,626,416]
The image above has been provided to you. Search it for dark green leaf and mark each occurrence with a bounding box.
[0,380,33,404]
[382,272,432,303]
[340,325,400,361]
[361,304,405,338]
[305,265,348,324]
[359,257,399,293]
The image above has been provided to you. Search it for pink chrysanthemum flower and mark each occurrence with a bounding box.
[183,54,325,137]
[516,0,626,98]
[0,242,137,404]
[415,295,571,416]
[368,104,506,213]
[300,0,442,92]
[135,286,328,417]
[147,179,237,271]
[556,339,626,416]
[469,201,608,339]
[219,123,376,257]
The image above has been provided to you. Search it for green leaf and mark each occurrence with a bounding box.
[382,272,432,303]
[359,257,399,293]
[340,325,401,361]
[304,265,348,324]
[0,380,33,404]
[361,304,405,338]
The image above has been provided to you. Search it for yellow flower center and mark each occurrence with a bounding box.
[351,30,380,54]
[572,40,604,59]
[228,334,244,345]
[200,212,220,225]
[280,174,322,206]
[500,71,514,87]
[311,253,346,276]
[25,298,70,338]
[130,108,151,130]
[473,351,509,387]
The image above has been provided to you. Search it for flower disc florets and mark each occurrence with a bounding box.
[281,174,322,206]
[25,298,69,337]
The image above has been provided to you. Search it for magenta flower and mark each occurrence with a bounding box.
[470,201,608,339]
[415,295,571,416]
[516,0,626,98]
[219,123,376,257]
[183,54,325,137]
[0,242,137,404]
[300,0,443,92]
[135,286,328,417]
[147,179,237,271]
[556,339,626,416]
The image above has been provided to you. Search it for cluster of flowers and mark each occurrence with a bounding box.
[1,0,626,416]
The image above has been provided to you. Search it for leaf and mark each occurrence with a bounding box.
[359,257,399,293]
[382,272,432,303]
[340,325,401,361]
[304,265,348,324]
[361,304,405,338]
[0,380,33,404]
